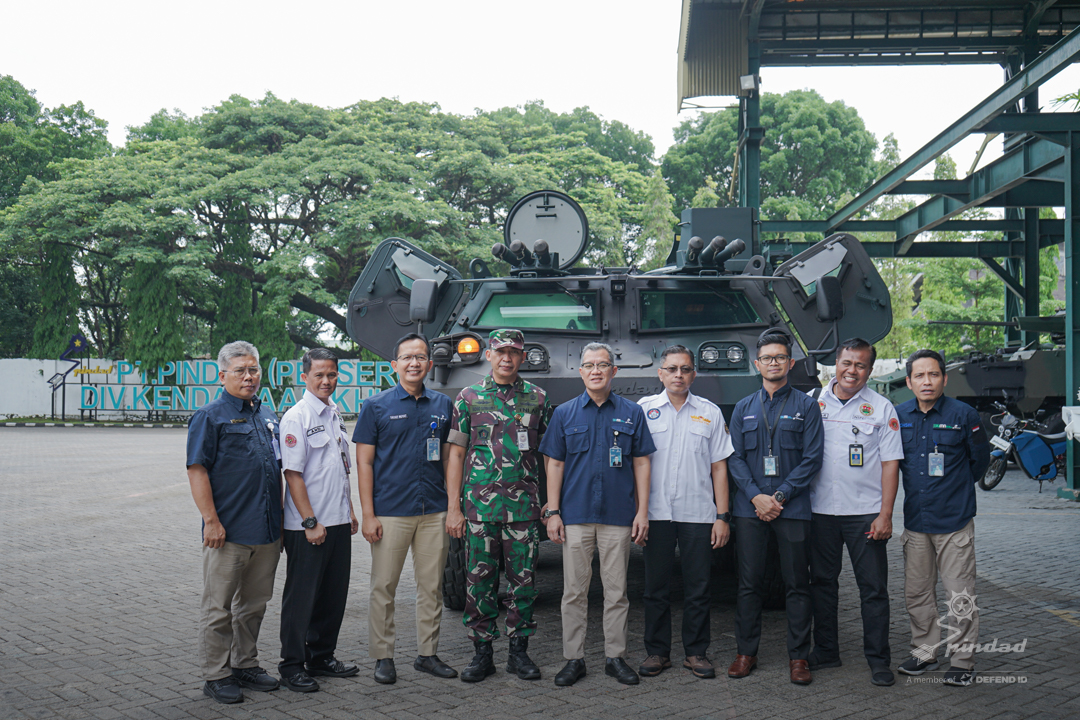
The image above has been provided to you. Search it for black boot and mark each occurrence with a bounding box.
[460,641,496,682]
[506,636,541,680]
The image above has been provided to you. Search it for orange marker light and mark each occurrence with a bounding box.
[457,337,481,355]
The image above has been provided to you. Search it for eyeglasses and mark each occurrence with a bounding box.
[227,367,262,377]
[660,366,695,375]
[757,355,791,365]
[581,362,614,371]
[395,354,429,363]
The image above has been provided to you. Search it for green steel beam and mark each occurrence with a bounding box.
[981,257,1026,299]
[1064,131,1080,499]
[763,241,1028,258]
[823,25,1080,234]
[760,219,1066,236]
[890,180,970,197]
[892,137,1066,249]
[980,113,1080,134]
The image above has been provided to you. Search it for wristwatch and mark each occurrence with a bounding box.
[302,516,318,529]
[715,512,732,523]
[772,491,787,506]
[542,508,562,519]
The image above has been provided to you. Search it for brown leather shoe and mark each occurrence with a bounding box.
[638,655,671,677]
[684,655,716,679]
[727,655,757,678]
[790,659,812,685]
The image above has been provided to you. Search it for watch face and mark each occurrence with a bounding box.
[303,517,317,529]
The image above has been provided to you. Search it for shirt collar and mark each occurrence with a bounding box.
[660,390,700,410]
[393,382,428,402]
[221,389,257,412]
[300,388,334,416]
[761,382,792,401]
[825,378,869,404]
[482,374,524,394]
[577,390,613,409]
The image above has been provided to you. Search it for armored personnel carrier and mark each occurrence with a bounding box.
[346,190,893,609]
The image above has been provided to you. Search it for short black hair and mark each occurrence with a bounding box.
[905,348,946,377]
[660,344,694,366]
[393,333,430,360]
[837,337,877,366]
[302,347,338,374]
[756,330,792,357]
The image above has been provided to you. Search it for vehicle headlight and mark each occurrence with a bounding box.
[527,347,546,366]
[726,345,745,363]
[701,346,720,364]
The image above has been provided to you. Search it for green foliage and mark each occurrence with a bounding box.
[0,263,40,356]
[663,90,879,230]
[29,245,81,358]
[125,261,184,378]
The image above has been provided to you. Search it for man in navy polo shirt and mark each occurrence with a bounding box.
[187,341,283,705]
[541,342,655,688]
[353,333,456,685]
[895,349,989,687]
[726,330,823,686]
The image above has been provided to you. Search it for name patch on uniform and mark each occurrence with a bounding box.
[691,415,711,424]
[889,418,900,431]
[284,434,297,448]
[859,403,873,416]
[230,418,248,424]
[390,414,407,420]
[647,408,661,420]
[743,415,756,420]
[306,425,325,436]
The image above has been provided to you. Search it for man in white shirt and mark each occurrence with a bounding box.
[808,338,903,687]
[277,348,360,692]
[637,344,734,679]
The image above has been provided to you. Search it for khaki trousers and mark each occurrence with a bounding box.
[561,523,632,660]
[368,512,449,659]
[901,519,979,669]
[199,540,280,681]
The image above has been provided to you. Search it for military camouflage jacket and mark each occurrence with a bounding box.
[447,375,551,523]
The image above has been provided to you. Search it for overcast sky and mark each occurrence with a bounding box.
[5,0,1079,179]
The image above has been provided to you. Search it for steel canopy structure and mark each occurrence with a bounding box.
[677,0,1080,498]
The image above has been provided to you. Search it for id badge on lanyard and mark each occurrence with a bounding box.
[268,421,281,461]
[426,420,441,462]
[760,390,789,478]
[849,426,863,467]
[610,430,623,467]
[929,446,944,476]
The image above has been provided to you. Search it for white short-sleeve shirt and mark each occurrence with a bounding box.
[280,390,353,530]
[638,391,734,523]
[810,379,904,516]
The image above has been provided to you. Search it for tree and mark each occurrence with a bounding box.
[662,90,879,231]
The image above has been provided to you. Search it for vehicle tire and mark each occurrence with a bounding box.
[979,455,1007,491]
[442,535,468,610]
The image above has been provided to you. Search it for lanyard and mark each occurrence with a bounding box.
[759,389,791,456]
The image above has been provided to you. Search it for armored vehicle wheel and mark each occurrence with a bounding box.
[979,455,1007,491]
[442,536,468,610]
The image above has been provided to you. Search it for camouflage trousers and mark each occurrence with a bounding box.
[463,520,539,641]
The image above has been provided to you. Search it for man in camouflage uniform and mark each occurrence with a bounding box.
[446,329,551,682]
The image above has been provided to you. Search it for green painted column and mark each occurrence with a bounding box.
[1004,208,1022,346]
[744,42,761,211]
[1023,207,1042,346]
[1062,130,1080,500]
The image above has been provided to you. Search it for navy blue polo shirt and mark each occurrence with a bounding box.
[539,391,655,527]
[728,382,824,521]
[896,395,990,534]
[186,390,283,546]
[352,383,452,517]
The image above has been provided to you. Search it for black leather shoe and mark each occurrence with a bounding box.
[871,666,896,686]
[554,659,587,687]
[506,636,541,680]
[280,671,320,693]
[605,657,640,685]
[415,654,458,678]
[306,658,359,678]
[461,641,496,682]
[202,677,243,704]
[373,658,397,684]
[232,666,279,691]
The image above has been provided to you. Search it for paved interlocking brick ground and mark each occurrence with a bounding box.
[2,427,1079,719]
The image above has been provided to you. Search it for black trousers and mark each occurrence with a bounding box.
[733,515,811,659]
[642,520,713,658]
[809,513,891,668]
[279,524,352,675]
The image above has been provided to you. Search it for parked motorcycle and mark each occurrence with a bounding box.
[980,402,1067,491]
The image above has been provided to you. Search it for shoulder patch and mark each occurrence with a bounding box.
[647,408,661,420]
[889,417,900,431]
[284,434,297,448]
[859,402,874,416]
[818,400,826,411]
